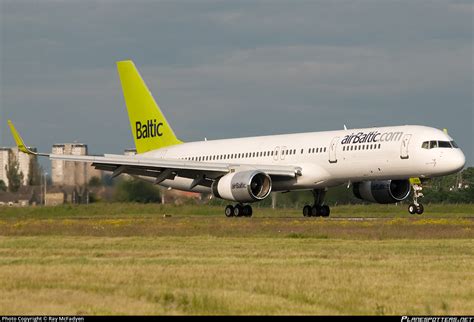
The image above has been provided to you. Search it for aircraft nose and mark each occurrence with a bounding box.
[452,149,466,172]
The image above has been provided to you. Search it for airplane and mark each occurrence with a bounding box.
[8,60,466,217]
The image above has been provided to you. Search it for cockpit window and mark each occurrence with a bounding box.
[422,140,458,149]
[438,141,451,148]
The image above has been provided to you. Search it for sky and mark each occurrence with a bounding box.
[0,0,473,168]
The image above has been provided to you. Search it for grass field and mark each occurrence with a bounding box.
[0,203,473,315]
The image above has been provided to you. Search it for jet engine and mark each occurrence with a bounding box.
[212,170,272,203]
[353,180,411,204]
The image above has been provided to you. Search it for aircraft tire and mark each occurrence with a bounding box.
[225,205,234,217]
[416,204,424,215]
[234,204,243,217]
[321,205,330,217]
[303,205,312,217]
[243,205,253,217]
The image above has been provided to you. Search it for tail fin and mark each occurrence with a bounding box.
[117,60,182,154]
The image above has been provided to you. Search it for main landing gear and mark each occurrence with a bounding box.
[302,189,330,217]
[224,204,253,217]
[408,182,424,215]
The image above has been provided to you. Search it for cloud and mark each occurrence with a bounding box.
[1,0,472,164]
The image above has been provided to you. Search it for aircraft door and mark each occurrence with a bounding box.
[400,134,411,159]
[273,147,280,161]
[158,149,168,159]
[280,146,287,160]
[329,137,339,163]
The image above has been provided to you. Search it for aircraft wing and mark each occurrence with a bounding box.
[49,154,301,185]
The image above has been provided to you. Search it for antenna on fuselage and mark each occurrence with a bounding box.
[344,125,348,130]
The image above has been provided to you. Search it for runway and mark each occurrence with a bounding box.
[66,215,474,221]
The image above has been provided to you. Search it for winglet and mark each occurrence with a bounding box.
[8,120,48,156]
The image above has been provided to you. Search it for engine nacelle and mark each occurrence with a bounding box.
[353,180,411,204]
[212,170,272,203]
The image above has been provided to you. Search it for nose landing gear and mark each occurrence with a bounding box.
[303,189,330,217]
[408,182,424,215]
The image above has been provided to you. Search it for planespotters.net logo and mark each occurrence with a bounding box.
[341,130,404,145]
[401,317,473,322]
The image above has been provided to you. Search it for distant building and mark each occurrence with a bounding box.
[44,186,92,206]
[0,146,38,187]
[0,186,41,206]
[45,191,65,206]
[0,148,10,185]
[51,143,102,187]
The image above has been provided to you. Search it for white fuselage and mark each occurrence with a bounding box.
[140,125,466,193]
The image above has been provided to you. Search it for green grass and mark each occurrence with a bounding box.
[0,203,473,315]
[0,202,472,219]
[0,236,472,315]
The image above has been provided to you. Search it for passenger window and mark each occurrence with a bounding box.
[429,141,437,149]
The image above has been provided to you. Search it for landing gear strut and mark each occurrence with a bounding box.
[303,189,330,217]
[224,204,253,217]
[408,182,424,215]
